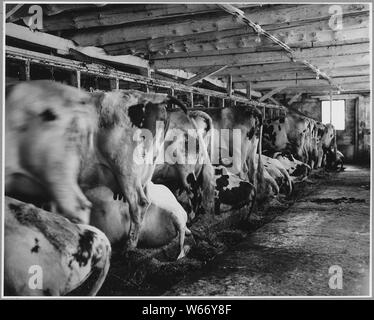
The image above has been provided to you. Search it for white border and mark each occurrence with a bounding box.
[1,0,372,300]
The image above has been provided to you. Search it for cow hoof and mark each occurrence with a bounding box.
[177,245,191,260]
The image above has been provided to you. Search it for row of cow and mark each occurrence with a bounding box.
[4,80,341,296]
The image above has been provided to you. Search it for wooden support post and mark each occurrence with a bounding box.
[207,95,211,108]
[262,106,266,120]
[329,91,333,124]
[25,59,30,81]
[222,98,225,108]
[354,97,359,160]
[76,70,81,89]
[115,78,119,90]
[246,81,252,100]
[190,92,194,108]
[227,75,232,97]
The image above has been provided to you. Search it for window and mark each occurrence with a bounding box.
[321,100,345,130]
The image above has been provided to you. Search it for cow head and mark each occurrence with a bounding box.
[321,123,335,150]
[263,116,289,154]
[153,109,215,218]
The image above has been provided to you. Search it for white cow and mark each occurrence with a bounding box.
[87,182,191,260]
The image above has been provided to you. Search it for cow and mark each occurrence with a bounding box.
[79,89,188,248]
[273,151,311,182]
[213,165,256,217]
[318,123,336,168]
[325,147,344,172]
[263,112,311,163]
[152,109,216,219]
[5,80,188,248]
[202,105,280,200]
[86,182,191,260]
[5,80,97,225]
[4,197,111,296]
[258,155,293,195]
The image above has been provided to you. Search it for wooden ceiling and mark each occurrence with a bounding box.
[6,3,371,98]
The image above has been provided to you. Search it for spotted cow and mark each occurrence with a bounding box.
[213,165,256,217]
[263,111,311,163]
[4,197,111,296]
[152,109,216,219]
[273,151,311,182]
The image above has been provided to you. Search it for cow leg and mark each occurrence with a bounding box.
[177,226,191,260]
[123,184,149,249]
[45,155,91,224]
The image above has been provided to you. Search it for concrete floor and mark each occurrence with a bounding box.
[164,166,371,296]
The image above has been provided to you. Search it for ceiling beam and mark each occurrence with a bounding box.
[69,4,369,47]
[151,43,369,69]
[234,75,370,90]
[6,22,75,54]
[311,94,362,100]
[104,12,369,56]
[231,64,370,83]
[41,3,260,32]
[184,65,227,86]
[188,54,370,77]
[259,86,287,102]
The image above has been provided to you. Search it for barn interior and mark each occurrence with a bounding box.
[4,3,371,297]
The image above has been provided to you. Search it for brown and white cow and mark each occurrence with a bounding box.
[4,197,111,296]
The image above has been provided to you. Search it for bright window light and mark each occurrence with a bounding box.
[321,100,345,130]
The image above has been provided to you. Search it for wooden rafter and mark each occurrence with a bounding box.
[259,86,286,102]
[184,65,227,86]
[218,4,343,91]
[288,92,303,105]
[6,4,24,21]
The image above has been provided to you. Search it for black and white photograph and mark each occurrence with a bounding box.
[1,0,372,300]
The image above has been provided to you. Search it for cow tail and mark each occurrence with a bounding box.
[244,181,257,222]
[256,124,265,193]
[333,128,338,162]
